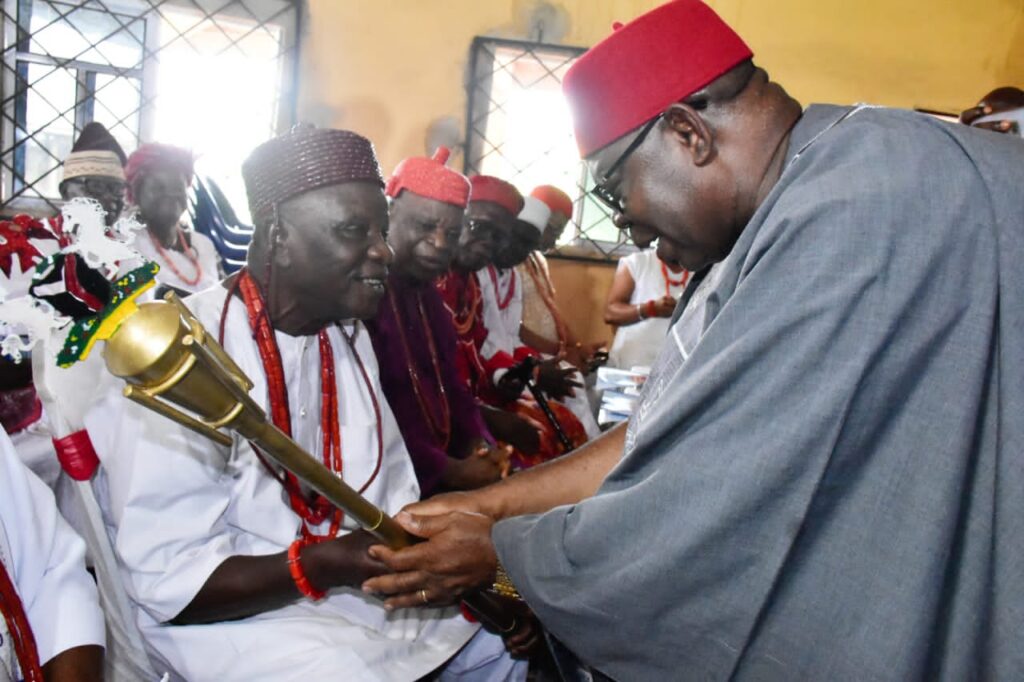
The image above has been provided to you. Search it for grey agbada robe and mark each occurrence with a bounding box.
[493,105,1024,681]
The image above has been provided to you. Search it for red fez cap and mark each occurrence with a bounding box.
[385,147,470,208]
[468,175,523,216]
[530,185,573,218]
[563,0,753,157]
[242,126,384,223]
[125,143,194,202]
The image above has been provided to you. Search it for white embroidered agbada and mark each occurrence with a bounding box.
[0,430,105,680]
[85,284,486,681]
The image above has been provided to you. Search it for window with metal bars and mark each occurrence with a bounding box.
[463,36,634,262]
[1,0,300,225]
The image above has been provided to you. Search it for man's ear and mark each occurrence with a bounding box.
[57,181,70,201]
[663,103,715,166]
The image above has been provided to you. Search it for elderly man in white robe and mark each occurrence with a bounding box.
[86,127,524,681]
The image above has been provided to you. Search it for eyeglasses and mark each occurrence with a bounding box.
[466,218,500,241]
[590,114,662,215]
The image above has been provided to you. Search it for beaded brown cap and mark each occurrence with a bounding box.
[242,126,384,223]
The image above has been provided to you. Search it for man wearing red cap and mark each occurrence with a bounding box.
[86,127,522,681]
[463,175,529,389]
[467,180,585,415]
[125,143,223,297]
[365,1,1024,680]
[366,149,512,498]
[445,178,597,463]
[436,194,553,468]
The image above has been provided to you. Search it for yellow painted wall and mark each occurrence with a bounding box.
[547,258,618,344]
[297,0,1023,343]
[299,0,1024,171]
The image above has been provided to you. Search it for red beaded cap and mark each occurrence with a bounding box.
[386,146,470,208]
[468,175,523,216]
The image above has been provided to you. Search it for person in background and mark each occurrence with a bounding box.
[439,179,588,467]
[519,185,605,373]
[0,429,104,682]
[480,193,597,465]
[0,122,127,485]
[58,122,128,228]
[367,148,510,497]
[0,122,127,287]
[436,198,546,461]
[960,86,1024,136]
[125,143,222,296]
[604,247,690,370]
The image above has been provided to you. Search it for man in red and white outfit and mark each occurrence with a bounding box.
[475,184,600,448]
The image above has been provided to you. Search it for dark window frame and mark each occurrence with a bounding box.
[463,36,635,263]
[1,0,302,217]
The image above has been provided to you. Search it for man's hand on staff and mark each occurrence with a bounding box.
[535,358,582,400]
[362,423,631,609]
[362,509,498,609]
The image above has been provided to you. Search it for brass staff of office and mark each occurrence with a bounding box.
[102,292,515,632]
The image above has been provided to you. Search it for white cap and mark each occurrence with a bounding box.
[517,196,551,234]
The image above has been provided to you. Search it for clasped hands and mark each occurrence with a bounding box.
[361,492,496,609]
[360,493,540,655]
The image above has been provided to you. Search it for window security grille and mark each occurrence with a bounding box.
[463,36,634,262]
[1,0,301,221]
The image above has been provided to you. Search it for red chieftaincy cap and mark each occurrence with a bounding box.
[386,147,470,208]
[530,185,573,219]
[468,175,524,216]
[125,143,194,203]
[562,0,753,158]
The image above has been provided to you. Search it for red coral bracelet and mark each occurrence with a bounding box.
[287,538,326,601]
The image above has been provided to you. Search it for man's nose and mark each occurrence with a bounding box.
[430,225,452,251]
[368,231,394,265]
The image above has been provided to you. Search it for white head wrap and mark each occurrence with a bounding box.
[517,196,551,235]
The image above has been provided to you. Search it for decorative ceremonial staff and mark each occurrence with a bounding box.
[102,292,516,632]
